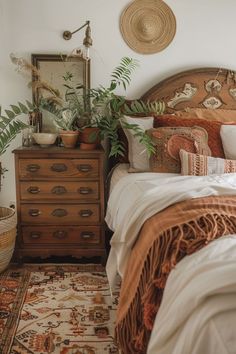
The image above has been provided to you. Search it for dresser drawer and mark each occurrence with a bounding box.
[21,203,100,224]
[20,181,99,200]
[19,159,99,179]
[22,226,101,245]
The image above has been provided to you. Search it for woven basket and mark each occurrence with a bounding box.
[0,207,17,273]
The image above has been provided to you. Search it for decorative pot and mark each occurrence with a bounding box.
[0,207,17,273]
[79,127,100,150]
[59,130,79,148]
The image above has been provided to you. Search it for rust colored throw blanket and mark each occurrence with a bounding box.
[115,195,236,354]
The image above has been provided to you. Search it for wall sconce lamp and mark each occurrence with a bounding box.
[63,20,93,60]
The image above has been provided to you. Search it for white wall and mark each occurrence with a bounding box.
[1,0,236,205]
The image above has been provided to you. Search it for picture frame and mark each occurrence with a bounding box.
[31,53,90,132]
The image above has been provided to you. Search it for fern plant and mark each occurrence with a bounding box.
[0,101,33,155]
[90,57,165,158]
[0,101,32,187]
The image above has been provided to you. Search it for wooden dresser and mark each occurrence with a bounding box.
[13,146,106,262]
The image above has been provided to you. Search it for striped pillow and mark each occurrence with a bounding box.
[179,149,236,176]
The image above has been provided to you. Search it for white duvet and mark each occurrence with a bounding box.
[106,169,236,353]
[147,235,236,354]
[106,172,236,289]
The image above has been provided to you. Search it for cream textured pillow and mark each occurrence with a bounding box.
[179,149,236,176]
[122,115,154,172]
[220,125,236,159]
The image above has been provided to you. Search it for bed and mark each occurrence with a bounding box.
[105,67,236,354]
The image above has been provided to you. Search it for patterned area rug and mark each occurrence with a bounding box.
[0,264,120,354]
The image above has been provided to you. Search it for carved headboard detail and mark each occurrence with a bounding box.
[141,67,236,112]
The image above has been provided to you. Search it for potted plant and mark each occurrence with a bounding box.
[43,57,165,155]
[39,71,88,148]
[0,102,31,272]
[10,53,102,150]
[41,106,80,148]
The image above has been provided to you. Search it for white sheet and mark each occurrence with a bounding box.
[147,234,236,354]
[105,173,236,289]
[108,163,130,195]
[106,171,179,231]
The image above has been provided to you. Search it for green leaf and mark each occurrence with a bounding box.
[5,109,16,119]
[64,84,73,89]
[26,100,34,110]
[10,105,21,114]
[0,115,11,124]
[18,102,29,114]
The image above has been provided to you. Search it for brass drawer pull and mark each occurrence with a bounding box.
[30,232,42,239]
[27,186,40,194]
[53,230,68,239]
[26,164,40,173]
[79,209,93,217]
[81,231,95,239]
[51,163,67,172]
[78,187,92,195]
[51,186,67,195]
[77,164,92,173]
[29,209,41,217]
[51,208,68,217]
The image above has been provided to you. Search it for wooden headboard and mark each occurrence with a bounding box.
[111,67,236,167]
[140,67,236,113]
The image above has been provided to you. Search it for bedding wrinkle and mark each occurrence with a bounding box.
[205,319,230,354]
[211,310,233,354]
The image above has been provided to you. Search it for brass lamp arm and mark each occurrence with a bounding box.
[63,21,90,41]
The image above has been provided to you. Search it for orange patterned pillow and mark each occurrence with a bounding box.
[180,149,236,176]
[147,126,211,173]
[153,114,235,158]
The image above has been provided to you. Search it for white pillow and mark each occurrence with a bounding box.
[122,115,154,172]
[220,125,236,159]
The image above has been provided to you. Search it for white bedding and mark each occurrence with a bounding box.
[108,163,130,194]
[106,169,236,353]
[147,234,236,354]
[105,172,236,289]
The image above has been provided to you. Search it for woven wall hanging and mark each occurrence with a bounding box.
[120,0,176,54]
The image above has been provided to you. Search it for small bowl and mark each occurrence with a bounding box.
[33,133,57,147]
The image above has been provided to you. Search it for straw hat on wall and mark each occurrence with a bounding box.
[120,0,176,54]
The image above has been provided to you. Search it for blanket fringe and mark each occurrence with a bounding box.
[115,212,236,354]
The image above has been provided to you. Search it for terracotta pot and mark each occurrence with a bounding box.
[59,130,79,148]
[79,127,100,150]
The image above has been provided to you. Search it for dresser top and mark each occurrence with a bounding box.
[13,145,104,157]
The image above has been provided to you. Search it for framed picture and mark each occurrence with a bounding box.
[31,53,90,132]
